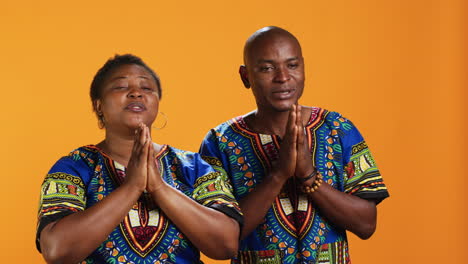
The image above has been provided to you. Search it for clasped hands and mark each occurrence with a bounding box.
[124,123,165,193]
[273,104,316,184]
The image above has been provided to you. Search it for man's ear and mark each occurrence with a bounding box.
[239,65,251,88]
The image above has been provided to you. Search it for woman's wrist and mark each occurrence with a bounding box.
[147,180,169,196]
[119,181,146,200]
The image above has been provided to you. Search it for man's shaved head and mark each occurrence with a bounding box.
[239,26,305,113]
[243,26,302,66]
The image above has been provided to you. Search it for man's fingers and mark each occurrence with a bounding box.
[296,104,302,127]
[284,104,295,136]
[289,104,297,132]
[284,105,297,143]
[291,125,298,144]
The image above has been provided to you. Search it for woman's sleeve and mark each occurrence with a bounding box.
[199,129,232,176]
[189,141,243,227]
[36,156,89,252]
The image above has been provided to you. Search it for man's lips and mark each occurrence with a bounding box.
[272,88,296,99]
[125,102,146,112]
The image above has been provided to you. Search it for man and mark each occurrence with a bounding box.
[199,26,389,264]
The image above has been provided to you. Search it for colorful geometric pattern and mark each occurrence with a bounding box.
[199,107,389,264]
[36,145,242,263]
[38,172,86,220]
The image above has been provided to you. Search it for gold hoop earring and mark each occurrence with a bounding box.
[97,113,105,129]
[152,112,168,130]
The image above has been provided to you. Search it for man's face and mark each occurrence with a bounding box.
[243,35,305,112]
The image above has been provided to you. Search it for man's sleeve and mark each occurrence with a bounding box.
[335,115,390,204]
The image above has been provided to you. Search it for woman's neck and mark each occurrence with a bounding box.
[97,129,137,167]
[97,128,162,167]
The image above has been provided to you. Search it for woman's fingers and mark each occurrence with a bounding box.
[132,125,140,153]
[130,124,149,165]
[140,125,149,163]
[139,123,147,146]
[125,124,148,192]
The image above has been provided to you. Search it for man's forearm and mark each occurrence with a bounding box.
[306,182,377,239]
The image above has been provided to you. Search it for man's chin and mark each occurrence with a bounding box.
[273,102,297,112]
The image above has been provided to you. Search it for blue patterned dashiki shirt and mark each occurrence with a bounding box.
[199,107,389,264]
[36,145,242,264]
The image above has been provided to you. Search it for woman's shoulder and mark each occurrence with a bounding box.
[165,145,203,163]
[164,145,214,174]
[47,145,101,177]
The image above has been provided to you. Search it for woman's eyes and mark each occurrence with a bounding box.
[113,86,153,91]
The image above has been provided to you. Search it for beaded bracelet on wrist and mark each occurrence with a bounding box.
[302,172,323,194]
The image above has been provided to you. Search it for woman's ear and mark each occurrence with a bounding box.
[94,100,102,115]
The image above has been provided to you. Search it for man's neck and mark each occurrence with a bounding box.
[246,106,311,138]
[248,108,290,137]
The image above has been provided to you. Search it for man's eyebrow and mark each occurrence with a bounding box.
[256,57,300,64]
[286,57,300,62]
[256,59,275,64]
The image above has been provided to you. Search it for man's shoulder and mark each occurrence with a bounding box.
[302,106,361,138]
[303,106,350,124]
[207,114,247,135]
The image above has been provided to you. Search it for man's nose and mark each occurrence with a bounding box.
[274,66,291,83]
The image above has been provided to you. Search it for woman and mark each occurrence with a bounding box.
[36,54,242,264]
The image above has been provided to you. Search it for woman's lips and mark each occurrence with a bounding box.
[125,102,146,112]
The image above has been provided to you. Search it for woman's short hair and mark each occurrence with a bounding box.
[90,54,162,106]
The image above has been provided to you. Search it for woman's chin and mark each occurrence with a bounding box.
[127,119,154,130]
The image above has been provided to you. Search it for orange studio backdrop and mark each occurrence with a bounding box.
[0,0,466,263]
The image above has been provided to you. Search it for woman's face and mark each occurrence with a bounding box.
[95,64,160,133]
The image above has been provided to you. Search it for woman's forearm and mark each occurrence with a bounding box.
[148,183,240,260]
[40,183,143,264]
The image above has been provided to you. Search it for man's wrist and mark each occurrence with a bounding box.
[297,169,318,184]
[301,172,324,194]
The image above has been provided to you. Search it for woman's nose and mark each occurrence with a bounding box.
[127,87,143,98]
